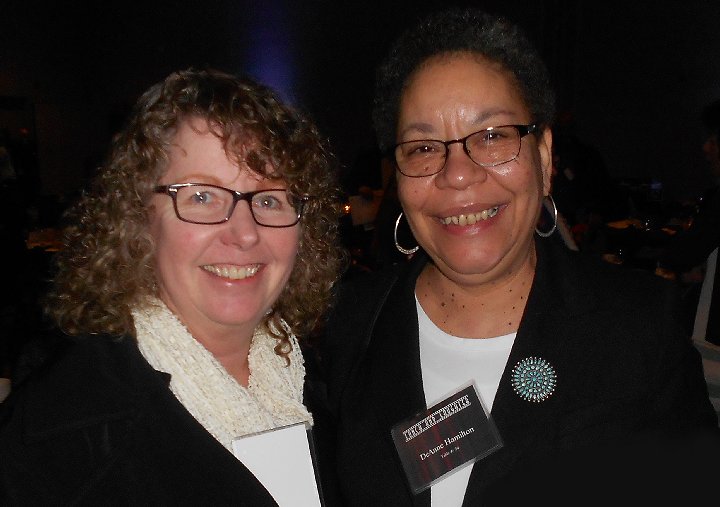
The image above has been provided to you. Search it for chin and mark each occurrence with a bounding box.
[207,304,265,327]
[437,256,499,276]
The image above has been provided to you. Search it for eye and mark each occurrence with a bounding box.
[400,141,442,158]
[253,192,284,210]
[188,189,216,206]
[481,131,499,143]
[479,128,511,143]
[179,186,228,210]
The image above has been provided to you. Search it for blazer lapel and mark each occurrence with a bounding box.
[463,237,592,503]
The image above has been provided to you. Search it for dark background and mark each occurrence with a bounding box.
[2,0,720,202]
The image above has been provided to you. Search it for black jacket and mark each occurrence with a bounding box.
[0,332,329,506]
[322,235,719,506]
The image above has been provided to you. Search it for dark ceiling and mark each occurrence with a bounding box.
[2,0,720,200]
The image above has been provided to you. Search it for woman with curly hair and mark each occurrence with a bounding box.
[0,68,343,505]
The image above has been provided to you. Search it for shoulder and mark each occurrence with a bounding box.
[534,241,718,431]
[586,256,681,319]
[11,332,146,391]
[332,253,426,310]
[0,333,152,503]
[581,251,673,296]
[319,258,421,402]
[2,332,156,436]
[328,255,426,330]
[334,263,405,307]
[534,237,690,362]
[538,236,680,311]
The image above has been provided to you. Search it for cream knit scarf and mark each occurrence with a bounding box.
[132,299,312,452]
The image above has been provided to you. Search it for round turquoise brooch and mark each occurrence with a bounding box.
[511,357,557,403]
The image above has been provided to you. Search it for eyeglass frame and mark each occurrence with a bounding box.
[153,183,310,227]
[390,123,538,178]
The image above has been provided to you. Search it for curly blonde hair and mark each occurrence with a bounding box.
[45,68,345,357]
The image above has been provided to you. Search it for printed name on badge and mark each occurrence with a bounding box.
[390,384,502,494]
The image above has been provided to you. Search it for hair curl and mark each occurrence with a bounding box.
[45,68,345,357]
[372,7,556,153]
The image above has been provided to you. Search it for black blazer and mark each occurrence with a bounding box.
[0,333,325,506]
[322,235,719,506]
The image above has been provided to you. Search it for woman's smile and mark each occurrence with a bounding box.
[439,205,501,226]
[201,263,261,280]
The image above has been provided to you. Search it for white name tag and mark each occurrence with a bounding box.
[232,422,323,506]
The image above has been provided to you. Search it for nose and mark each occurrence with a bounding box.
[221,201,260,248]
[434,143,488,190]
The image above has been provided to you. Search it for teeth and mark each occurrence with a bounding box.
[202,264,260,280]
[440,206,499,226]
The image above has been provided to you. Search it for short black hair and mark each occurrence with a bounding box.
[372,7,556,153]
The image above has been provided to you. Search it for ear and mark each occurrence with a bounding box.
[537,127,553,196]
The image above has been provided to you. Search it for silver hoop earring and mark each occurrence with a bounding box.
[394,212,419,255]
[535,194,558,238]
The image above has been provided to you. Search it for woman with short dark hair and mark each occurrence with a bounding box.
[323,8,719,506]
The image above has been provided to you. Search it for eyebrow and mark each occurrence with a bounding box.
[398,122,435,138]
[397,108,520,140]
[472,108,518,125]
[161,174,223,186]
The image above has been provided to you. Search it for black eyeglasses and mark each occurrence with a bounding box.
[392,124,538,178]
[154,183,309,227]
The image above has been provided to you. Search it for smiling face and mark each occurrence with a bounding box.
[149,118,300,343]
[396,53,552,288]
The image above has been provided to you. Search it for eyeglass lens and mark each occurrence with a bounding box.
[172,185,299,226]
[394,125,524,177]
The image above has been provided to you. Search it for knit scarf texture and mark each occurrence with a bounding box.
[133,299,312,451]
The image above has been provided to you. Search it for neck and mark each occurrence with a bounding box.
[190,326,255,386]
[214,346,252,386]
[416,247,537,339]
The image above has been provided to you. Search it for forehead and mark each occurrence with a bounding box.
[169,117,245,154]
[164,118,281,184]
[165,120,227,169]
[399,53,528,128]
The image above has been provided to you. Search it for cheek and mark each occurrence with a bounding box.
[500,154,544,195]
[277,237,300,286]
[397,179,431,211]
[284,235,300,264]
[150,215,202,267]
[271,228,301,267]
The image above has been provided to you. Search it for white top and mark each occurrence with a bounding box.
[417,297,515,507]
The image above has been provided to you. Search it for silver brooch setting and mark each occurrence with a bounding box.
[511,357,557,403]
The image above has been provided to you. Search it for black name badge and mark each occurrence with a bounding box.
[391,384,502,494]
